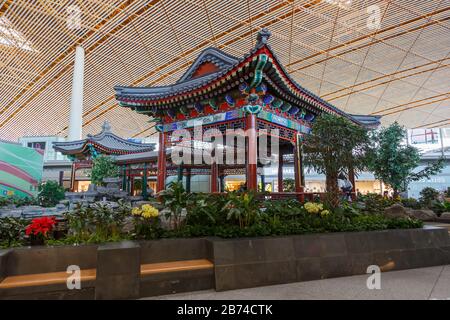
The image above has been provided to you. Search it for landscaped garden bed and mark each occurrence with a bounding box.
[0,182,426,249]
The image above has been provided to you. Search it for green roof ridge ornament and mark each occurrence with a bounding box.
[250,54,268,88]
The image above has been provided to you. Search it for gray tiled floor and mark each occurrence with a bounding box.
[143,265,450,300]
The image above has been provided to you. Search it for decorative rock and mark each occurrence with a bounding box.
[409,209,437,221]
[440,212,450,220]
[55,203,68,211]
[103,177,121,184]
[113,191,128,199]
[384,203,410,218]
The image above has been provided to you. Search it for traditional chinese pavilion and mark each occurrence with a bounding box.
[114,29,380,200]
[53,121,155,192]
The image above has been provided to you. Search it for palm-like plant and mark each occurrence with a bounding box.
[226,191,261,229]
[158,181,193,230]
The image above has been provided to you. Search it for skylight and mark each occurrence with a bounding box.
[0,17,34,51]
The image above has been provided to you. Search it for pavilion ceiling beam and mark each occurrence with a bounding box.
[327,61,450,102]
[0,0,150,129]
[290,15,450,74]
[414,118,450,129]
[286,6,450,69]
[322,57,450,99]
[369,0,446,118]
[372,92,450,115]
[132,124,155,138]
[0,0,12,15]
[58,0,307,136]
[381,97,450,117]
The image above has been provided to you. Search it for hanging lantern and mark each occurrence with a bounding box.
[225,94,235,107]
[281,103,292,113]
[255,83,267,95]
[239,82,249,94]
[271,99,283,109]
[180,105,189,116]
[298,109,306,119]
[194,102,204,114]
[208,99,218,111]
[262,94,274,105]
[166,108,177,120]
[304,113,315,122]
[288,106,299,115]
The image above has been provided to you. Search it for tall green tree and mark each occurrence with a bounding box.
[90,155,119,186]
[38,180,65,207]
[367,122,443,197]
[303,114,370,207]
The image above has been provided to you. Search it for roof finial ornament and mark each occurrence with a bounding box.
[256,28,271,47]
[102,120,111,133]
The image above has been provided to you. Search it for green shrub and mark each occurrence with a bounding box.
[90,155,119,186]
[0,217,28,248]
[401,197,422,209]
[357,193,396,214]
[0,196,38,208]
[159,181,194,230]
[163,214,422,239]
[419,187,440,208]
[430,201,450,215]
[282,179,295,192]
[226,191,261,228]
[38,181,65,207]
[63,200,131,244]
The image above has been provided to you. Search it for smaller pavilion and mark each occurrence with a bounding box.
[53,121,155,192]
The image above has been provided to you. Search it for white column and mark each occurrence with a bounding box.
[68,46,85,141]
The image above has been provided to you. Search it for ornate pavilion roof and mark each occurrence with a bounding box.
[114,29,380,128]
[53,121,155,157]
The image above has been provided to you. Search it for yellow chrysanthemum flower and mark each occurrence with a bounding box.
[131,207,142,216]
[141,204,159,219]
[320,210,330,217]
[304,202,321,214]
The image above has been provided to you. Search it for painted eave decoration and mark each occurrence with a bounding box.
[114,29,380,129]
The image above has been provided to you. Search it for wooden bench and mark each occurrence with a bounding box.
[0,269,96,289]
[0,259,213,289]
[140,259,215,297]
[141,259,214,276]
[0,259,214,299]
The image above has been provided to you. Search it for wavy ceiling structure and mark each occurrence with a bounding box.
[0,0,449,141]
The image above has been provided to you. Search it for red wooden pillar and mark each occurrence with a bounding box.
[211,162,218,193]
[294,137,304,202]
[70,163,76,192]
[157,131,167,192]
[278,150,283,192]
[246,113,257,191]
[348,166,356,200]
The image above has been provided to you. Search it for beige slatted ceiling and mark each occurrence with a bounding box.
[0,0,449,141]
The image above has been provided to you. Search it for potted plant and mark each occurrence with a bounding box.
[25,216,56,246]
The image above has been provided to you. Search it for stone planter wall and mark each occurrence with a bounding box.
[139,238,214,264]
[0,227,449,299]
[212,226,450,291]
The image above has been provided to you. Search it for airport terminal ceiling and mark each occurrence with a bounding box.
[0,0,449,141]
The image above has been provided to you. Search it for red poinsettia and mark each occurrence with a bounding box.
[25,216,56,238]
